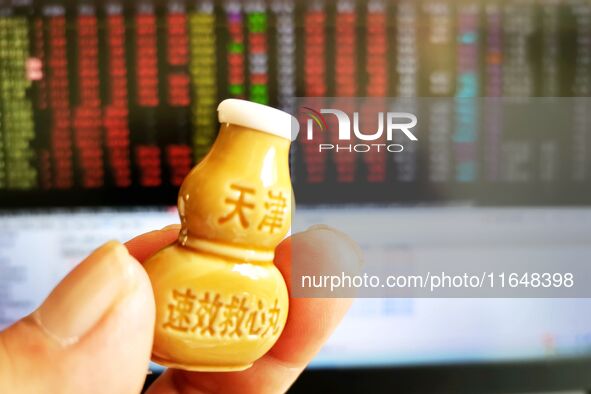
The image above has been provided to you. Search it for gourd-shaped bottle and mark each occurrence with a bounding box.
[144,99,297,371]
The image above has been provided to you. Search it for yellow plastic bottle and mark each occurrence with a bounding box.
[143,99,298,371]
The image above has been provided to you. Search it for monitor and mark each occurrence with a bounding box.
[1,0,590,392]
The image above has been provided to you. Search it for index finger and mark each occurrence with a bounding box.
[124,225,181,263]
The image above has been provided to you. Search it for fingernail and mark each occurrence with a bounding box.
[33,241,137,346]
[160,224,181,231]
[306,224,365,265]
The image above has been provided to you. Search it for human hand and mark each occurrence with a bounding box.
[0,225,362,394]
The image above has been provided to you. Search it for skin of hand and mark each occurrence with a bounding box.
[0,224,362,394]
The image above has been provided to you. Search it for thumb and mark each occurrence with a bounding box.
[0,241,155,394]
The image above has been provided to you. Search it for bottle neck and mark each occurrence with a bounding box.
[176,122,291,263]
[212,123,291,159]
[179,235,276,263]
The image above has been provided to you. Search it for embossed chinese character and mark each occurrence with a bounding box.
[193,292,223,336]
[219,295,249,337]
[258,190,287,234]
[219,184,256,228]
[262,298,282,337]
[163,289,196,332]
[245,299,266,336]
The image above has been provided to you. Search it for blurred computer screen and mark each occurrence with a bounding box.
[1,0,591,369]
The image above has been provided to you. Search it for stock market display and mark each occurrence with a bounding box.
[0,0,590,207]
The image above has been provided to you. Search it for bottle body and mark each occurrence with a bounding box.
[144,123,292,371]
[144,244,288,371]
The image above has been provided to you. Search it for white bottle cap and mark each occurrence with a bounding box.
[217,99,299,141]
